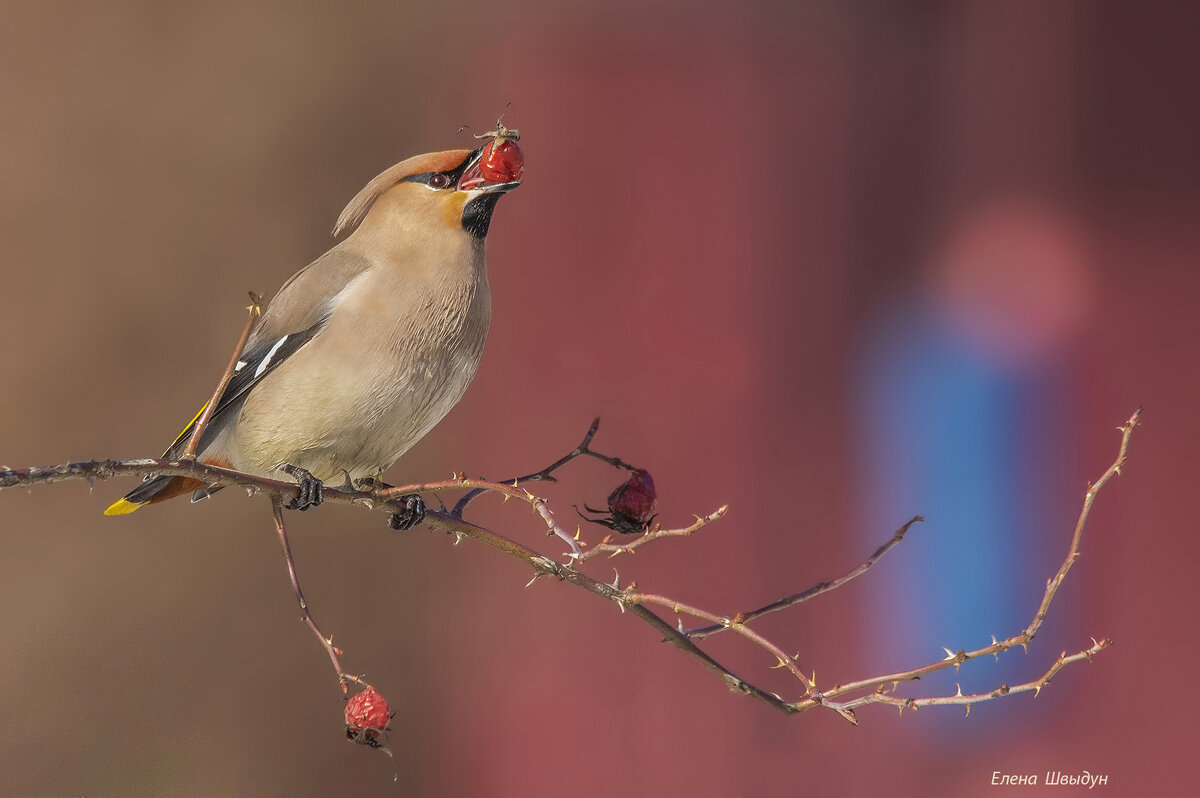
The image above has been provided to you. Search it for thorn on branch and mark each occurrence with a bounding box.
[723,674,750,694]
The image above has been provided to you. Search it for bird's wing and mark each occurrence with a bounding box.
[164,320,325,458]
[251,245,373,343]
[165,246,375,458]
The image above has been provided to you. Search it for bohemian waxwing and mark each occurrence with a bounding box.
[105,134,525,528]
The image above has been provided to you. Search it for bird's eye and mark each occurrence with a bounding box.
[429,173,450,189]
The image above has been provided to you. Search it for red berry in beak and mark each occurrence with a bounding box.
[345,686,392,744]
[480,139,524,183]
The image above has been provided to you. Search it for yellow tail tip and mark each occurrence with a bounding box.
[104,498,144,516]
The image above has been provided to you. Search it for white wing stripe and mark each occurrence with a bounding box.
[254,336,289,378]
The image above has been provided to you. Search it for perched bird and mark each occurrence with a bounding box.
[105,132,525,528]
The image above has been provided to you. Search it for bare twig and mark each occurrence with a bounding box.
[577,506,729,563]
[1025,406,1141,642]
[686,515,923,639]
[2,458,312,505]
[449,418,635,517]
[627,592,821,695]
[182,292,261,460]
[836,638,1111,716]
[270,494,363,694]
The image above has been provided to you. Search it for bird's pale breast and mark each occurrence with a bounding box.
[227,260,490,483]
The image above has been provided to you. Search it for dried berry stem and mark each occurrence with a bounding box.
[270,494,364,694]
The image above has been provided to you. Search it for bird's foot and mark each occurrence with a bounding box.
[281,464,324,511]
[387,494,425,530]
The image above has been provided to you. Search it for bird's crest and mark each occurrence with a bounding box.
[333,149,472,237]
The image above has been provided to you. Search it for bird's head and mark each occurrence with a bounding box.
[334,138,524,241]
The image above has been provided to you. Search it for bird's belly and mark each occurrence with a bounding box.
[228,341,483,483]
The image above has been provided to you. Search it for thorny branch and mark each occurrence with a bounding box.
[0,405,1140,727]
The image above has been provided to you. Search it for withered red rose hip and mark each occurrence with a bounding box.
[579,468,659,534]
[480,139,524,183]
[345,686,392,745]
[608,468,657,531]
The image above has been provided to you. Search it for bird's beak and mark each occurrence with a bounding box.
[457,143,524,194]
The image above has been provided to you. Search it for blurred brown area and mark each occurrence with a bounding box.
[1,1,1197,795]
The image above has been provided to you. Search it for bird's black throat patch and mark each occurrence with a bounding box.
[462,193,503,239]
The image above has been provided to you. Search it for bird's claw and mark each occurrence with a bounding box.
[282,465,324,511]
[388,494,425,530]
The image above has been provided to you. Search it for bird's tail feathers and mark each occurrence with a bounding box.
[103,402,212,516]
[104,474,205,515]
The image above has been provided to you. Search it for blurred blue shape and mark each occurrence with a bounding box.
[855,298,1048,737]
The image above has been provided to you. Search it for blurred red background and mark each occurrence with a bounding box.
[1,1,1196,795]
